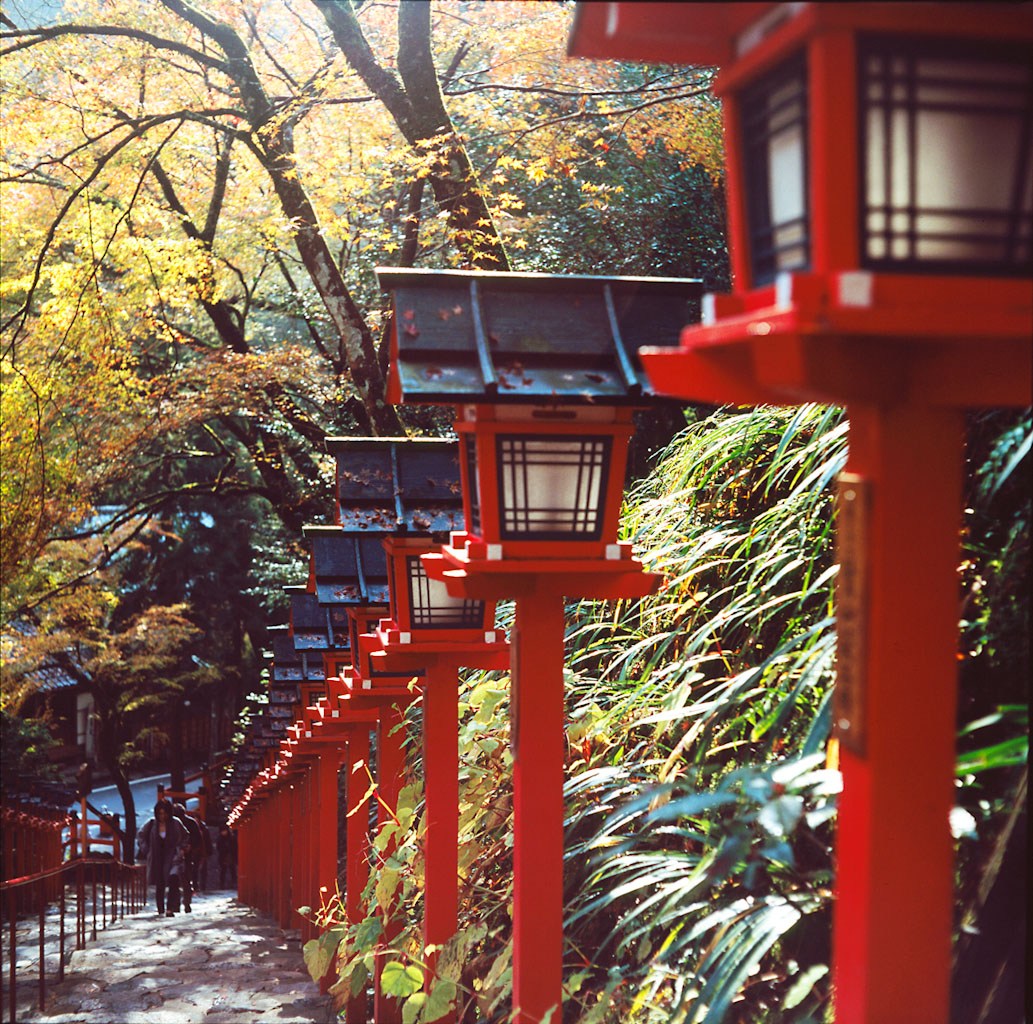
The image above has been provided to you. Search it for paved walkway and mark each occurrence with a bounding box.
[13,890,334,1024]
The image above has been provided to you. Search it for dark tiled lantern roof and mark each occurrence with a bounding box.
[285,587,331,650]
[375,267,702,404]
[323,436,464,536]
[269,630,303,682]
[303,525,392,606]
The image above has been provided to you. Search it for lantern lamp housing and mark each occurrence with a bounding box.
[569,3,1033,409]
[382,534,494,643]
[321,436,472,680]
[376,267,701,560]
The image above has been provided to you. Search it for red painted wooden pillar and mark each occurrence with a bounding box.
[374,701,408,1024]
[512,590,566,1024]
[272,796,280,918]
[305,766,317,941]
[249,808,259,909]
[251,807,260,909]
[275,795,283,919]
[833,405,963,1024]
[268,796,277,918]
[250,812,258,908]
[266,798,275,916]
[281,787,294,928]
[313,756,330,930]
[318,746,344,997]
[422,663,459,1016]
[345,728,371,1024]
[291,779,302,929]
[236,823,246,902]
[292,777,302,930]
[317,749,341,925]
[303,771,316,937]
[257,806,267,911]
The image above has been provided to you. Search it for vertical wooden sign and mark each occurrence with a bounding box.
[835,473,870,756]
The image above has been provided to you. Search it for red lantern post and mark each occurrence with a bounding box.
[360,533,508,1007]
[570,6,1032,1023]
[316,437,471,1024]
[376,267,699,1022]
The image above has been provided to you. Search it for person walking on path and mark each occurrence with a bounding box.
[136,799,187,917]
[195,816,214,892]
[170,801,203,911]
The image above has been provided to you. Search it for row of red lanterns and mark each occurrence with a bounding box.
[223,4,1032,1022]
[223,273,701,1023]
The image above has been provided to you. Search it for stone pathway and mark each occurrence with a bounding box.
[11,890,334,1023]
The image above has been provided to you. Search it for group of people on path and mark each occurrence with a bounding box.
[137,799,236,916]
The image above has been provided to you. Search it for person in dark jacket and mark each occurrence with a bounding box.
[170,802,203,912]
[136,800,187,917]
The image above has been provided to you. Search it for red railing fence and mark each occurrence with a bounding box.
[0,857,147,1024]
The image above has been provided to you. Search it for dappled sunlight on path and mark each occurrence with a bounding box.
[19,891,333,1024]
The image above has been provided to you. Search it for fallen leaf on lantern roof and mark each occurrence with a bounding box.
[452,305,463,315]
[436,309,451,320]
[584,372,605,383]
[402,309,415,320]
[404,324,420,337]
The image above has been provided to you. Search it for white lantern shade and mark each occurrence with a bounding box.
[496,435,611,538]
[741,54,810,284]
[406,555,484,629]
[861,39,1032,270]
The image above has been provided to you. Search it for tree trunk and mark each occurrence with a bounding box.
[158,0,404,436]
[114,772,138,863]
[317,0,510,271]
[92,699,136,861]
[257,125,403,434]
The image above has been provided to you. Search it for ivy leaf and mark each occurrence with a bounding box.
[381,960,424,998]
[302,938,329,982]
[352,915,383,949]
[376,867,401,911]
[402,992,427,1024]
[423,978,457,1021]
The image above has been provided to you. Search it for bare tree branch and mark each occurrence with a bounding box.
[0,23,230,73]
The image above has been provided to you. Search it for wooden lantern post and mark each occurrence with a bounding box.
[359,532,509,1014]
[570,5,1033,1022]
[376,266,699,1022]
[317,437,471,1024]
